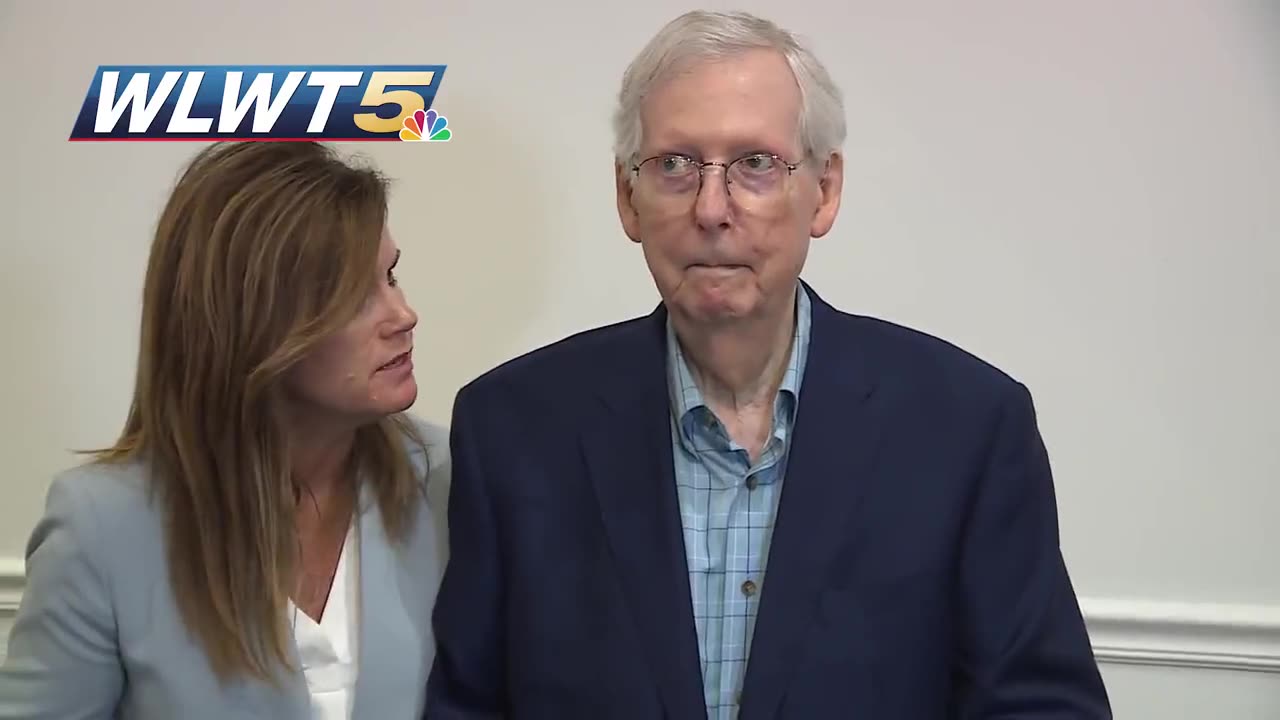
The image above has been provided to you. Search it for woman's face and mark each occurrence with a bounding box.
[283,229,419,430]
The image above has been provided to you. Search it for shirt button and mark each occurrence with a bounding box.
[745,475,758,490]
[741,579,757,597]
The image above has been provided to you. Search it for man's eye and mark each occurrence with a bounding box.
[741,154,776,172]
[661,157,693,174]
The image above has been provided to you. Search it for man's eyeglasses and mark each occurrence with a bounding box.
[630,152,804,213]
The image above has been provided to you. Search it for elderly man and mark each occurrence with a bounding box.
[426,9,1110,720]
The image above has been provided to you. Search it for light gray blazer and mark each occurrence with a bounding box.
[0,415,451,720]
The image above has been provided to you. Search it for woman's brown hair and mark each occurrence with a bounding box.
[92,141,426,685]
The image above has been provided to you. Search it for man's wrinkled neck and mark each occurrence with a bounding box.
[669,283,798,412]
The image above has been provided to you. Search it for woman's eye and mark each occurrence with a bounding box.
[387,270,399,287]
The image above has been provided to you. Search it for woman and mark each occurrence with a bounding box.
[0,141,450,719]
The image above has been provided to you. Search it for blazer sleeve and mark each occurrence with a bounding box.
[954,382,1112,719]
[423,386,508,719]
[0,475,124,720]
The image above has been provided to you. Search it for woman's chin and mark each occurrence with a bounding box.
[359,374,419,418]
[381,380,419,415]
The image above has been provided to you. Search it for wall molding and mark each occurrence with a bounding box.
[0,557,22,617]
[0,556,1278,673]
[1082,597,1280,674]
[0,557,23,663]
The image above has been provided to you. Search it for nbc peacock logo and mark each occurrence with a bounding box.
[400,109,451,142]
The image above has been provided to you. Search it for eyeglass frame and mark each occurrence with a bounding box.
[628,151,806,201]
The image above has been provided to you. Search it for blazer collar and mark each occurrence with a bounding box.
[582,279,882,717]
[580,299,707,718]
[348,477,418,718]
[738,281,882,716]
[264,475,422,718]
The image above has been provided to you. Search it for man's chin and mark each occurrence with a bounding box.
[676,296,758,326]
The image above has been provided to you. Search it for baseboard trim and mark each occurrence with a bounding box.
[0,557,1277,673]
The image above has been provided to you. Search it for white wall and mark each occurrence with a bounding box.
[2,0,1278,714]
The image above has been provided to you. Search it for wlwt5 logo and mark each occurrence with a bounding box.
[69,65,452,142]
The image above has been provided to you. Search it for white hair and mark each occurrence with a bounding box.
[611,10,846,167]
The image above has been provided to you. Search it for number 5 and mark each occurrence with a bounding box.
[352,71,436,134]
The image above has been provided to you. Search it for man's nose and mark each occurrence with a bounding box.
[694,166,731,228]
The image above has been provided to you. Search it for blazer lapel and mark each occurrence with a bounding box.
[349,481,417,719]
[265,627,310,717]
[739,284,884,718]
[579,305,707,719]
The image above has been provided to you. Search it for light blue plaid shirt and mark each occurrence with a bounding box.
[664,283,812,720]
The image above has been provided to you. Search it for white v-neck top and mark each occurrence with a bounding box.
[291,518,360,720]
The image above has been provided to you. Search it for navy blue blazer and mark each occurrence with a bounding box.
[426,281,1110,719]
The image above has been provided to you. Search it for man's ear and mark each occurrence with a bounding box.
[810,151,844,239]
[615,161,642,243]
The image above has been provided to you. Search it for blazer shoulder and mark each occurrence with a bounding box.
[394,412,452,507]
[834,309,1030,403]
[50,455,153,500]
[20,458,165,612]
[456,311,656,399]
[36,459,162,547]
[395,412,448,468]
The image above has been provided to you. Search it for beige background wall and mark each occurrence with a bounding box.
[2,1,1278,715]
